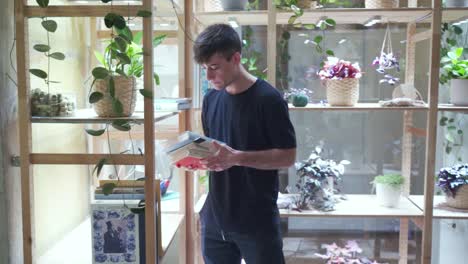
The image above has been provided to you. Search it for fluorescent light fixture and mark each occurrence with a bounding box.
[298,33,308,37]
[304,39,310,44]
[338,38,347,44]
[160,23,170,27]
[363,16,382,27]
[228,17,239,28]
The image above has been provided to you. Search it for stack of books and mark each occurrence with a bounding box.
[165,131,218,170]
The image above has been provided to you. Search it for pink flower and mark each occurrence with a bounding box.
[319,57,362,80]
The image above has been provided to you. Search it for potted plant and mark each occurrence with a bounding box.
[291,144,350,211]
[440,47,468,106]
[319,57,362,106]
[437,164,468,209]
[315,240,383,264]
[372,174,404,208]
[283,87,313,107]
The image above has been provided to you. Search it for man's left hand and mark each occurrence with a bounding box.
[200,141,240,172]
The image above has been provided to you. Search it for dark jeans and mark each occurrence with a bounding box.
[201,223,285,264]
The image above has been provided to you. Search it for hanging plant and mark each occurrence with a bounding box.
[372,23,400,86]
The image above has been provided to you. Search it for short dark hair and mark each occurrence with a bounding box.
[193,24,242,64]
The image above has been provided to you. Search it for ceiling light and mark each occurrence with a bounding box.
[338,38,347,44]
[363,16,382,27]
[304,39,310,44]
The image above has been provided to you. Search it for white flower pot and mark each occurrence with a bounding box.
[450,79,468,106]
[376,183,401,208]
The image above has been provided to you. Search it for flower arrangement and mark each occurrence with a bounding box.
[318,57,362,80]
[315,240,383,264]
[283,88,313,107]
[291,144,350,211]
[437,164,468,197]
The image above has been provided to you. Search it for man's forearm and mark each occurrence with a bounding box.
[234,148,296,170]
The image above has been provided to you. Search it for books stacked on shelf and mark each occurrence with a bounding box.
[165,131,218,170]
[95,180,145,200]
[135,97,192,112]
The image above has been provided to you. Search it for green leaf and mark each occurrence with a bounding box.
[455,47,464,58]
[320,22,327,30]
[133,31,143,45]
[85,128,106,136]
[92,67,109,79]
[288,15,297,25]
[36,0,49,8]
[153,34,167,47]
[458,129,463,134]
[137,10,152,17]
[112,98,124,114]
[89,91,103,104]
[448,51,458,60]
[441,56,451,63]
[447,125,456,130]
[440,116,448,126]
[325,18,336,26]
[101,0,112,2]
[49,52,65,60]
[102,183,116,195]
[116,69,127,77]
[154,73,160,85]
[445,145,452,154]
[313,35,323,44]
[326,50,334,56]
[139,89,153,99]
[282,31,291,40]
[445,132,455,143]
[109,77,115,97]
[116,26,133,43]
[113,15,126,30]
[33,44,50,53]
[94,51,107,67]
[453,25,463,35]
[304,24,316,29]
[116,52,131,65]
[449,118,455,122]
[104,13,117,28]
[241,58,248,64]
[41,20,57,32]
[93,158,107,177]
[115,36,127,52]
[293,23,303,28]
[112,120,131,131]
[29,69,47,79]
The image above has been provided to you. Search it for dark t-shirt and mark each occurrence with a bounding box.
[200,79,296,233]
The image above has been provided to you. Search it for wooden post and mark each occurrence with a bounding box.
[267,0,276,85]
[142,0,158,262]
[15,0,34,263]
[422,0,442,262]
[184,0,195,263]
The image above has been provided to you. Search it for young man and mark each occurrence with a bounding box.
[194,24,297,264]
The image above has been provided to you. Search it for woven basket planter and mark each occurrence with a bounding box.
[93,76,137,117]
[326,78,360,106]
[446,185,468,209]
[297,0,317,9]
[365,0,398,8]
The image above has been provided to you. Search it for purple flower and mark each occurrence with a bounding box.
[319,57,362,80]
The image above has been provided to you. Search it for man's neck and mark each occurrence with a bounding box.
[225,67,257,95]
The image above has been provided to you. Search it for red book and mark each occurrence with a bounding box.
[175,156,208,170]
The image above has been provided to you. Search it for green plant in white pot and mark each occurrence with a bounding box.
[440,47,468,106]
[372,174,404,208]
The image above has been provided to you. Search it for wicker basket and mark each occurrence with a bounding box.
[93,76,137,117]
[326,78,360,106]
[446,185,468,209]
[297,0,317,9]
[365,0,398,8]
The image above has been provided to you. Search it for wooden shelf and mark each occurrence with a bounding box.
[438,104,468,112]
[194,194,422,218]
[289,102,429,111]
[279,194,423,218]
[195,8,432,26]
[31,109,179,124]
[443,7,468,23]
[409,195,468,219]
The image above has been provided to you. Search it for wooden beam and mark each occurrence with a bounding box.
[97,29,178,41]
[15,0,34,263]
[411,30,432,43]
[422,0,442,262]
[267,0,277,85]
[25,5,140,17]
[30,154,145,165]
